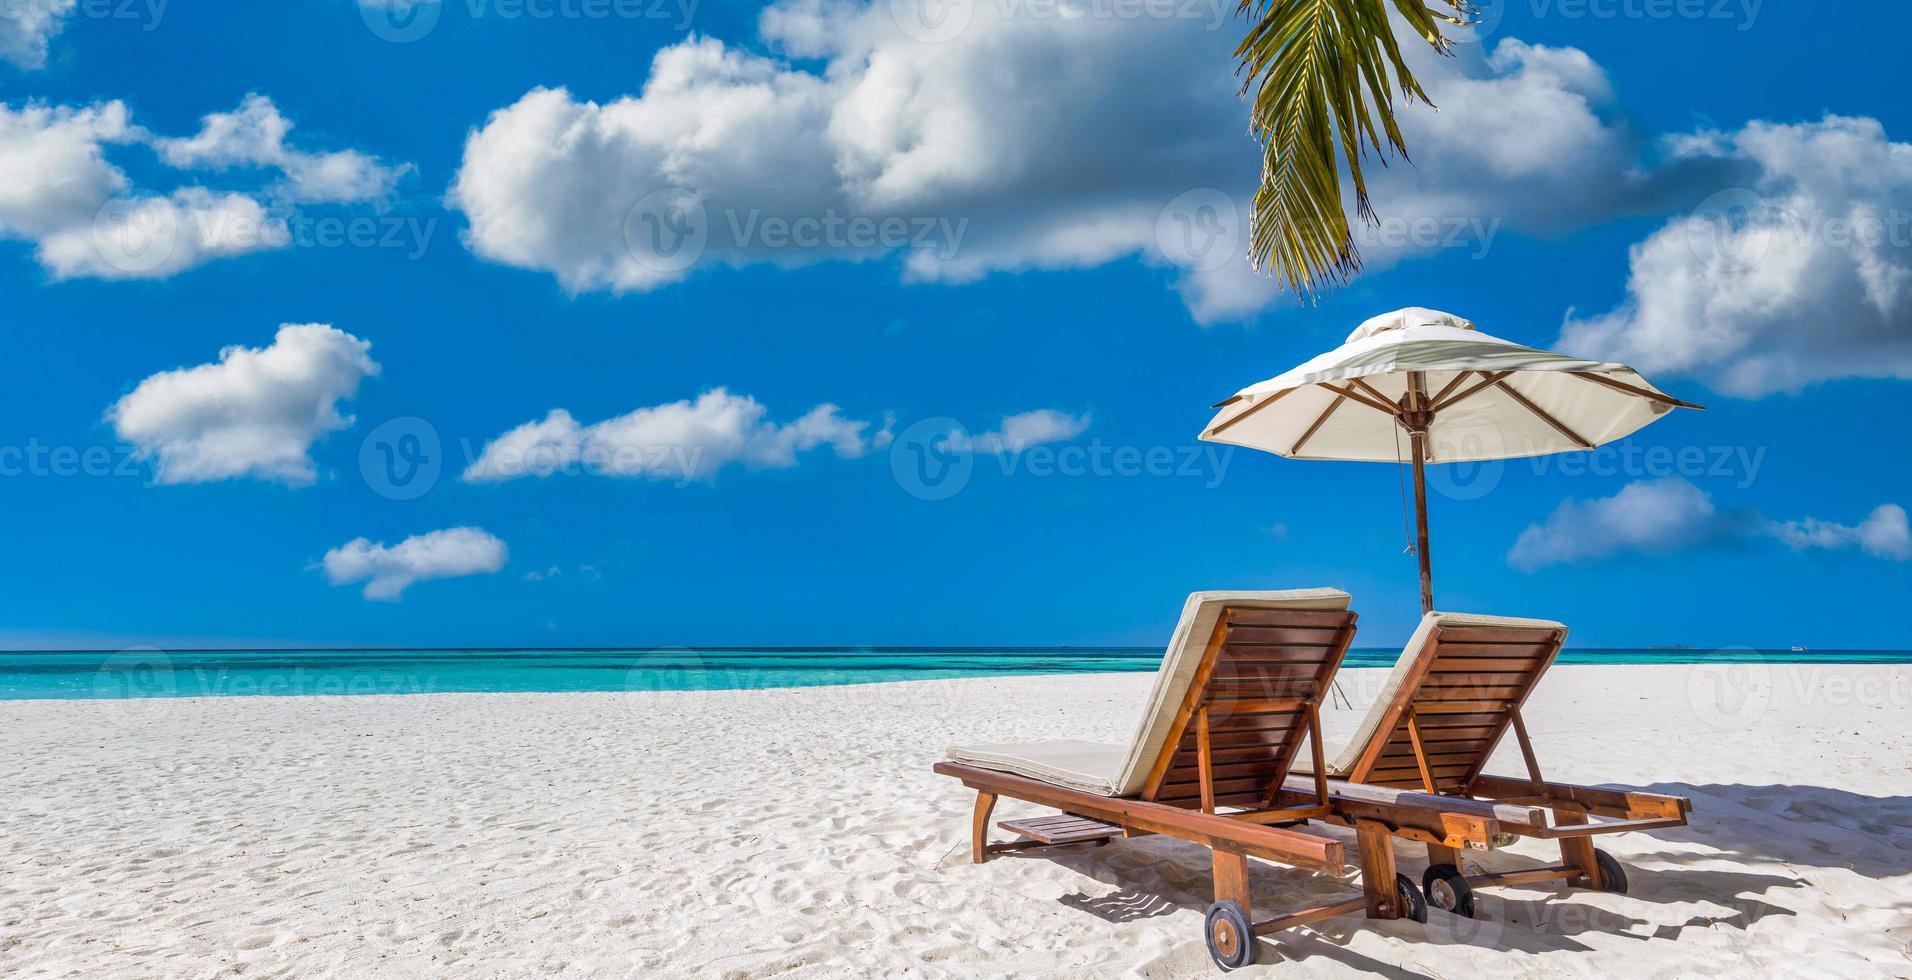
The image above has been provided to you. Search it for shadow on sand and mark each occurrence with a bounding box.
[987,781,1909,973]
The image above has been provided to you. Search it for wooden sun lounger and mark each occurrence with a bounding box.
[1299,613,1693,916]
[933,591,1513,968]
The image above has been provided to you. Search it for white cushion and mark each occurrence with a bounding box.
[947,588,1352,797]
[943,739,1127,796]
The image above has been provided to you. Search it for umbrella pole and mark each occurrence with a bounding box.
[1410,429,1434,614]
[1407,371,1435,614]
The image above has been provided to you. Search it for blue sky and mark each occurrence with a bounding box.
[0,0,1907,650]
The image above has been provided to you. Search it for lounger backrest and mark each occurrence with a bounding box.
[1127,591,1358,808]
[1329,612,1567,794]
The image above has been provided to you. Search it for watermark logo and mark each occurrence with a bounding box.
[1425,431,1507,502]
[91,195,180,276]
[1684,648,1771,729]
[91,646,187,729]
[360,0,442,42]
[624,647,707,695]
[890,417,974,501]
[623,188,709,276]
[359,416,443,501]
[1155,188,1241,272]
[1684,187,1774,274]
[890,0,974,42]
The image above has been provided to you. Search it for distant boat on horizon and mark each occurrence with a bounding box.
[1792,645,1809,652]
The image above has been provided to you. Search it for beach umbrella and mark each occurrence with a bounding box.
[1199,307,1704,613]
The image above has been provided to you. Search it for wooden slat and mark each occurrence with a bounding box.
[1432,642,1551,660]
[1220,626,1345,647]
[997,815,1119,844]
[1412,712,1506,728]
[1420,683,1526,701]
[1191,743,1283,763]
[1223,609,1353,629]
[1437,627,1560,645]
[1380,749,1478,767]
[1212,663,1324,678]
[1428,657,1542,672]
[1205,682,1322,701]
[1182,729,1297,750]
[1202,713,1303,735]
[1162,776,1274,797]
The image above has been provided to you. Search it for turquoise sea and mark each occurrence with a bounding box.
[0,646,1908,700]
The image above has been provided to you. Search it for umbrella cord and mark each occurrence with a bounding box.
[1392,422,1415,557]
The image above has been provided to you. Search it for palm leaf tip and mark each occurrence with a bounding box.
[1236,0,1464,297]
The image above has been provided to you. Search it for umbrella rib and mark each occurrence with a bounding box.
[1289,393,1345,456]
[1429,370,1473,407]
[1204,387,1294,438]
[1568,372,1708,411]
[1347,376,1396,407]
[1430,371,1511,413]
[1318,383,1402,418]
[1494,379,1595,449]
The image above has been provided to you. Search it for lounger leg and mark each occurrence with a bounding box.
[1426,842,1464,868]
[1212,845,1253,921]
[1554,809,1603,889]
[971,792,998,864]
[1355,820,1400,919]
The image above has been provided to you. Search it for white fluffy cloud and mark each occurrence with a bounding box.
[0,0,74,69]
[106,324,379,485]
[155,94,411,204]
[321,527,508,600]
[1509,477,1912,569]
[1561,115,1912,396]
[1770,504,1912,561]
[449,2,1646,321]
[37,188,280,280]
[0,95,407,280]
[1508,476,1720,571]
[943,409,1090,453]
[462,388,884,483]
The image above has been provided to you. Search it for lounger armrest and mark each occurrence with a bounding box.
[1469,774,1691,822]
[934,762,1350,872]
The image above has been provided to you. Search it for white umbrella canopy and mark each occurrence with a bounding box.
[1200,307,1703,612]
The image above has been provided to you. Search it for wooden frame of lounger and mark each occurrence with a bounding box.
[934,605,1517,962]
[1296,618,1692,898]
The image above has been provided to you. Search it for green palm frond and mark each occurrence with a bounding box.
[1236,0,1469,298]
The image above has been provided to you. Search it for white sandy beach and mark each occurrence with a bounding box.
[3,664,1909,978]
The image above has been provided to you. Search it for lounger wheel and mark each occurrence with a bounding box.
[1204,900,1255,969]
[1394,873,1428,924]
[1593,849,1628,894]
[1422,864,1474,918]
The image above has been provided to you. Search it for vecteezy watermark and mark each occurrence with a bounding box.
[1685,187,1912,273]
[0,0,166,33]
[1452,0,1762,43]
[1530,0,1760,31]
[889,0,1230,42]
[621,188,968,278]
[1351,213,1503,260]
[360,0,697,42]
[359,416,444,501]
[890,416,976,501]
[0,440,150,479]
[1155,188,1241,273]
[888,417,1233,501]
[1684,649,1772,729]
[88,195,439,276]
[1424,433,1767,502]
